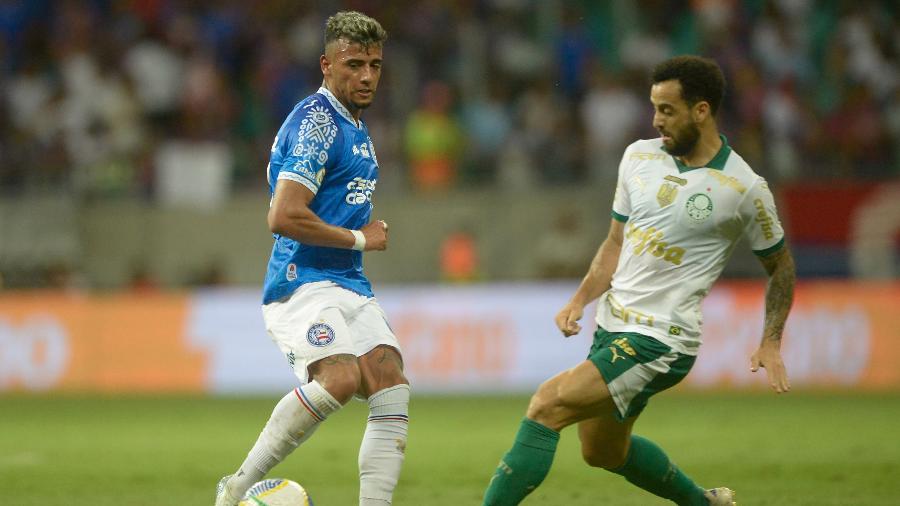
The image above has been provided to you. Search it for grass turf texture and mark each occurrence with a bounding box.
[1,391,898,505]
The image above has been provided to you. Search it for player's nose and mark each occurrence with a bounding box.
[360,66,373,83]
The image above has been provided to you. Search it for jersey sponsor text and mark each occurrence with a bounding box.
[753,199,775,240]
[625,223,685,265]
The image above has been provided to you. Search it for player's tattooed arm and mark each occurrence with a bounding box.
[752,246,794,393]
[758,247,796,343]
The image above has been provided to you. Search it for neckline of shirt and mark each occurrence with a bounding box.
[317,86,361,128]
[664,134,732,173]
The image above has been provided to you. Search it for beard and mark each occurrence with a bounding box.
[351,90,376,110]
[663,122,701,156]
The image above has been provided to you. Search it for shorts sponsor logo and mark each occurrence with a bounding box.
[608,337,636,364]
[753,198,775,240]
[287,350,295,367]
[612,337,636,356]
[686,193,713,221]
[306,323,335,347]
[286,263,297,281]
[609,346,625,363]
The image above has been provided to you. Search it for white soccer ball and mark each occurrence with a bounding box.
[241,478,313,506]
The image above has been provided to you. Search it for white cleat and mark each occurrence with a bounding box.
[704,487,736,505]
[215,475,243,506]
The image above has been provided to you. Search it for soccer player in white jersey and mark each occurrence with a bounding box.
[216,12,409,506]
[483,55,796,506]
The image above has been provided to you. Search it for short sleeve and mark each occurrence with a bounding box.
[611,146,632,222]
[740,178,785,256]
[277,104,340,195]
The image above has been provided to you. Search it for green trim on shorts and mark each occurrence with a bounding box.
[587,327,695,421]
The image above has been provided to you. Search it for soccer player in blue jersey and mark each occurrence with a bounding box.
[216,12,408,506]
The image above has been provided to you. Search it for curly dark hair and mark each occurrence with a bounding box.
[651,55,726,116]
[324,11,387,50]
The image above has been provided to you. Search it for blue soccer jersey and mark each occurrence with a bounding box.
[262,87,379,304]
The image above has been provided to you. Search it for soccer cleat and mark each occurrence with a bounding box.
[704,487,736,505]
[215,475,243,506]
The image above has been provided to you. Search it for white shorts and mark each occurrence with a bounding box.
[261,281,401,384]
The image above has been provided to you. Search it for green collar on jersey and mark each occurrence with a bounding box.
[666,134,732,173]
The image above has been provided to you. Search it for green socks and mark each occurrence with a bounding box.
[482,423,706,506]
[483,418,560,506]
[610,435,707,506]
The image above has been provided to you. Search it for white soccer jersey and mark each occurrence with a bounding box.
[596,135,785,355]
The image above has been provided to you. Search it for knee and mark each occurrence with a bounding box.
[525,384,565,431]
[327,374,361,404]
[314,359,361,404]
[374,369,408,390]
[581,446,627,469]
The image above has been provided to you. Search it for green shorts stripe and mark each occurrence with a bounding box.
[586,327,695,420]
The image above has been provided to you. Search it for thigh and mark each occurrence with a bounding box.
[358,344,407,397]
[587,328,695,421]
[527,360,619,431]
[262,285,358,384]
[347,297,402,358]
[348,298,407,396]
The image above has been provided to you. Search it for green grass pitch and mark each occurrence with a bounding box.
[1,391,898,505]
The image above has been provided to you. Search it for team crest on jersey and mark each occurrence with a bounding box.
[286,263,297,281]
[685,193,714,221]
[307,323,336,347]
[657,183,678,207]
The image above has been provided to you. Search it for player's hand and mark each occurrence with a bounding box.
[750,340,790,394]
[555,302,584,338]
[360,219,388,251]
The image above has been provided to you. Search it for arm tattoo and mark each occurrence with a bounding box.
[760,248,796,342]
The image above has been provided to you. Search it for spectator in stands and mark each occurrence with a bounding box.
[404,80,463,192]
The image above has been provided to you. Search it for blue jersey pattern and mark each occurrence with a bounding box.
[262,87,379,304]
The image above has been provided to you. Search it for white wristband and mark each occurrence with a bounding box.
[350,229,366,251]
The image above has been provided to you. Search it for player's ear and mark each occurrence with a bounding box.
[693,101,710,123]
[321,54,331,77]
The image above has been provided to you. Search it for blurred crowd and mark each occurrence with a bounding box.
[1,0,899,200]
